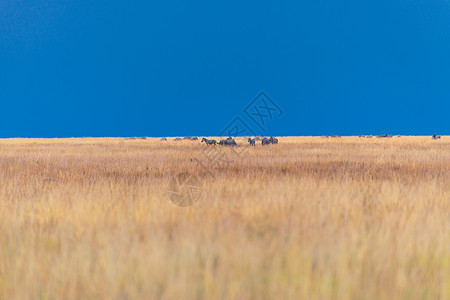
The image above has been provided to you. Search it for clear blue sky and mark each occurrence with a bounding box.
[1,1,448,137]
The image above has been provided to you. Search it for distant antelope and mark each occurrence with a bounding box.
[201,138,216,145]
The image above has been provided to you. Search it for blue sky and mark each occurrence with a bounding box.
[0,0,449,137]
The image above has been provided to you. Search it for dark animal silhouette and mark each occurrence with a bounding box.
[226,138,237,146]
[201,138,217,145]
[269,137,278,144]
[432,134,441,139]
[248,138,256,146]
[262,137,271,145]
[219,137,237,146]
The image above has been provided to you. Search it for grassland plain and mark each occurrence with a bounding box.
[0,136,448,300]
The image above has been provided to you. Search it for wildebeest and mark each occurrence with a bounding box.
[262,137,271,145]
[174,137,182,141]
[201,138,217,145]
[269,137,278,144]
[432,134,441,139]
[160,137,167,141]
[248,138,256,146]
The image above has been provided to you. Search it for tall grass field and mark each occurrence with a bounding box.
[0,137,448,299]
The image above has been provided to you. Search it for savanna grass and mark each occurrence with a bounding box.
[0,136,448,299]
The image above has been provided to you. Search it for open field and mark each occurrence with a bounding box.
[0,136,448,299]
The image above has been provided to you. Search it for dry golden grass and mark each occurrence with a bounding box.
[0,136,448,299]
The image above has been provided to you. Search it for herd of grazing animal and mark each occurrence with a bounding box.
[247,137,277,146]
[156,134,444,144]
[158,136,280,146]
